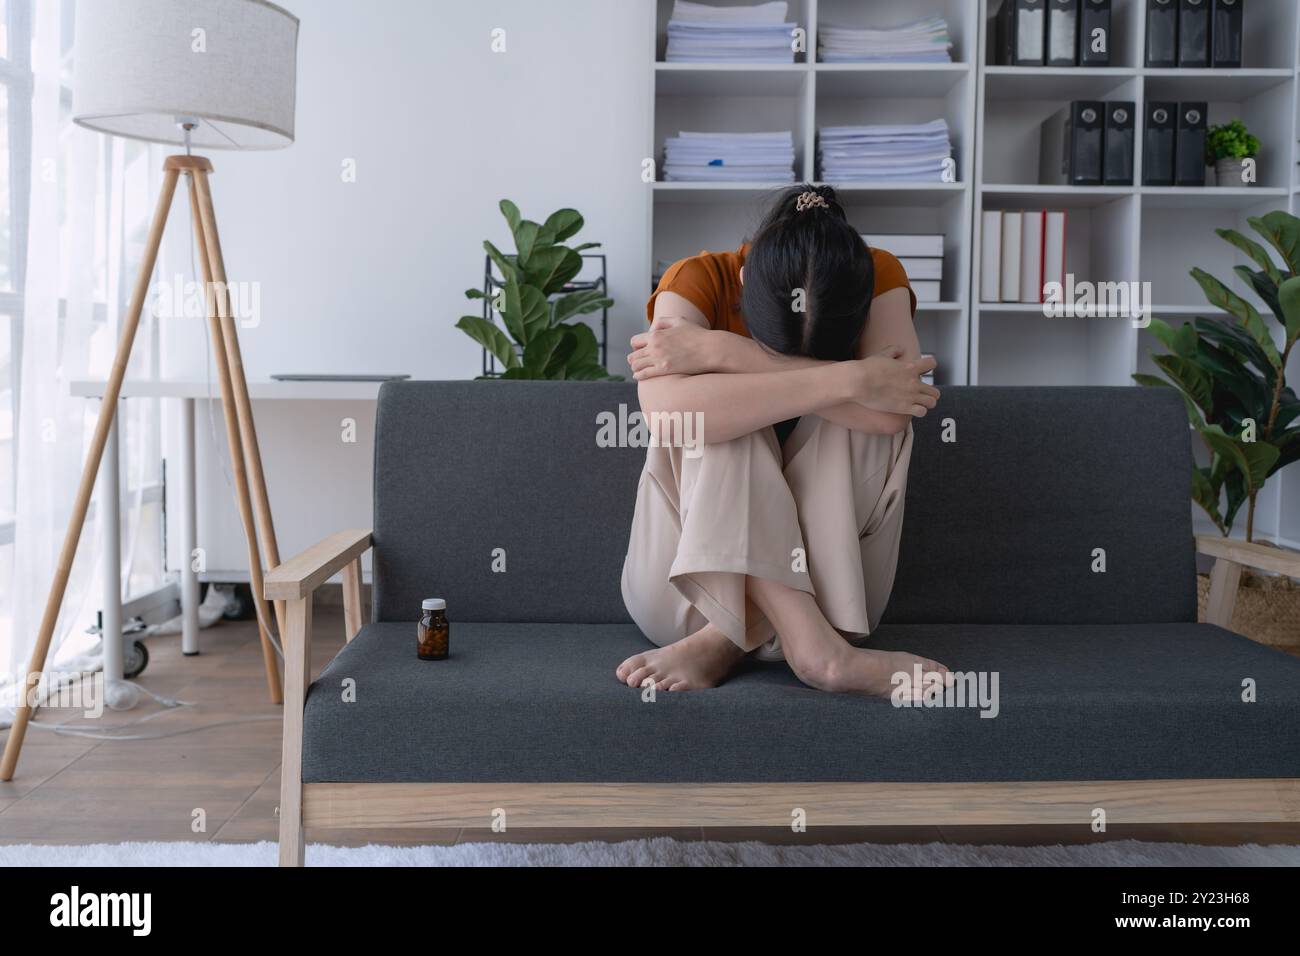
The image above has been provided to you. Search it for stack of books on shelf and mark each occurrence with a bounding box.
[817,17,952,63]
[662,130,796,182]
[862,232,944,304]
[819,119,953,182]
[664,0,797,63]
[979,210,1067,305]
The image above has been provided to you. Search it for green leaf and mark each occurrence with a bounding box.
[521,327,567,377]
[1131,373,1169,389]
[513,220,542,265]
[483,239,517,283]
[560,321,600,368]
[1190,267,1282,369]
[465,288,487,300]
[1248,211,1300,276]
[543,328,580,378]
[1193,317,1276,382]
[502,275,549,345]
[456,315,520,370]
[1153,353,1213,417]
[1273,429,1300,471]
[1217,227,1282,285]
[1146,316,1198,358]
[551,289,613,325]
[1232,266,1283,329]
[570,242,601,252]
[1275,397,1300,432]
[542,208,584,243]
[499,199,522,234]
[1190,466,1225,533]
[520,244,582,293]
[1195,338,1271,412]
[521,246,584,295]
[1221,468,1248,534]
[1276,275,1300,343]
[1199,424,1281,492]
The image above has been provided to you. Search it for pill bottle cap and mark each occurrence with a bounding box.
[422,598,446,611]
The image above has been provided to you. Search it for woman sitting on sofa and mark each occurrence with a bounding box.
[617,183,948,697]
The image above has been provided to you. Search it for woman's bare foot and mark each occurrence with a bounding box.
[746,574,949,699]
[616,623,746,691]
[788,642,950,699]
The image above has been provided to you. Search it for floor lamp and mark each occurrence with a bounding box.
[1,0,300,781]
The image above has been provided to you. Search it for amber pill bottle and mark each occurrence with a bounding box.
[418,598,449,660]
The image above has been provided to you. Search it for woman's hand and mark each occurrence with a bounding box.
[842,346,940,417]
[627,315,716,380]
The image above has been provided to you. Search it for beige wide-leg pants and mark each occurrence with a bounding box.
[621,416,912,661]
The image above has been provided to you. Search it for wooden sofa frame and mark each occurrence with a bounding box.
[265,529,1300,867]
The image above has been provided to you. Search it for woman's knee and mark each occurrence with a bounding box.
[702,425,784,471]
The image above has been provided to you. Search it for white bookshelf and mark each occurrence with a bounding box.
[647,0,980,385]
[973,0,1300,392]
[647,0,1300,546]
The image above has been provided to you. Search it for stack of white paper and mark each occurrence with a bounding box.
[666,0,797,63]
[663,130,796,182]
[818,17,952,63]
[861,234,944,303]
[818,119,953,182]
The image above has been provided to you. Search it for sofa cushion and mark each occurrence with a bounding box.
[371,382,1196,628]
[301,621,1300,783]
[884,386,1198,626]
[372,380,642,625]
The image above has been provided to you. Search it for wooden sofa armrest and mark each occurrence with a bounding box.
[266,528,371,642]
[1196,535,1300,577]
[271,528,372,867]
[1196,535,1300,629]
[265,528,372,601]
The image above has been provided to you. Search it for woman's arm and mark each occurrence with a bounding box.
[632,288,935,437]
[634,291,936,444]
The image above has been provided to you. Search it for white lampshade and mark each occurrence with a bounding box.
[72,0,299,150]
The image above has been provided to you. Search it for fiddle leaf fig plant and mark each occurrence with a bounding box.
[1134,211,1300,541]
[456,199,618,380]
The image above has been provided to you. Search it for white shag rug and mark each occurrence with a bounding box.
[3,839,1298,867]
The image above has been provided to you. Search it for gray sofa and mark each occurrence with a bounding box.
[267,381,1300,865]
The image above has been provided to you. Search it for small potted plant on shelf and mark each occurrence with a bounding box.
[1205,119,1260,187]
[1134,210,1300,647]
[456,199,619,381]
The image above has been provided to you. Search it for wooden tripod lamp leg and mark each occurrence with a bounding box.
[189,169,288,642]
[0,169,181,781]
[184,166,281,704]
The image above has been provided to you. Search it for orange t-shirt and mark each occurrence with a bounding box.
[647,244,915,336]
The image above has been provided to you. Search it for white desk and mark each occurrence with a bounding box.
[70,379,387,680]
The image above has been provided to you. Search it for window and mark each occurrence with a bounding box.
[1,0,166,669]
[0,0,31,548]
[0,0,30,665]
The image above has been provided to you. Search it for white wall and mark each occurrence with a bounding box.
[161,0,653,576]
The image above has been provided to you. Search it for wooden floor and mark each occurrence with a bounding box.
[3,606,1298,851]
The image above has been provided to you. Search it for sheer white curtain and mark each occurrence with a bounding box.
[1,0,161,720]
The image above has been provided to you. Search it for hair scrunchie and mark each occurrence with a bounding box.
[795,190,829,212]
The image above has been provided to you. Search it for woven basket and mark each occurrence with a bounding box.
[1197,570,1300,649]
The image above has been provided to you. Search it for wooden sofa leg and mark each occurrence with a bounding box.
[1205,558,1242,629]
[342,557,363,642]
[279,595,311,866]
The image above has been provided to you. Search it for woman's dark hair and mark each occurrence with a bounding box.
[740,183,873,360]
